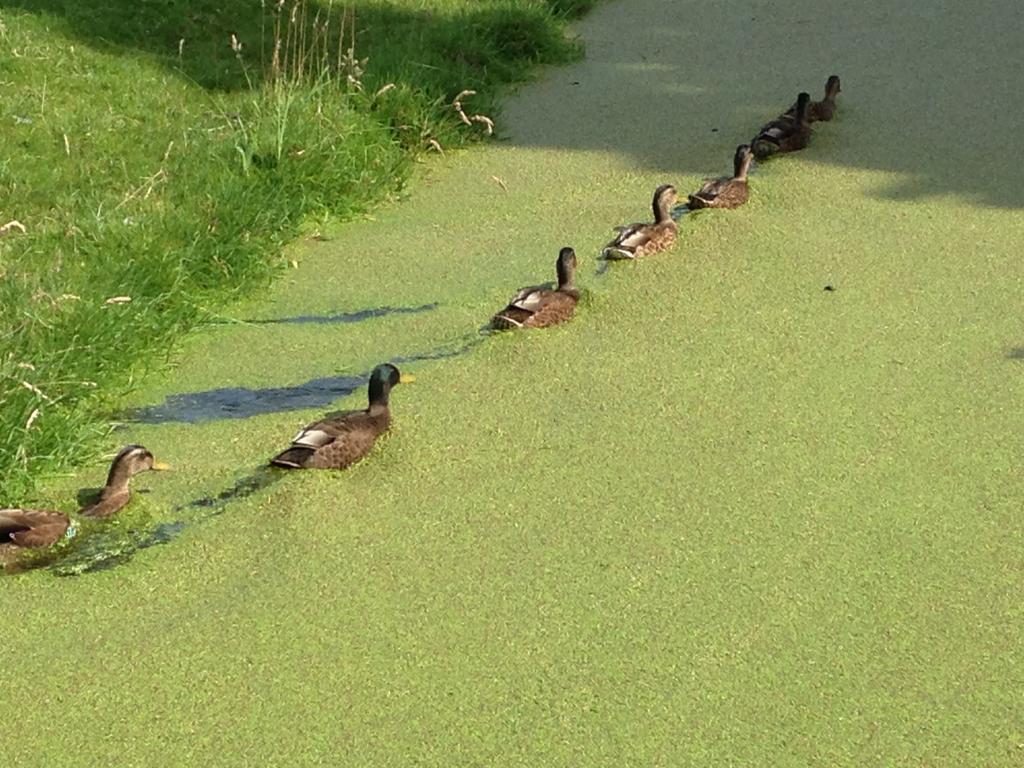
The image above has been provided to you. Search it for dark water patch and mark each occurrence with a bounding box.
[670,204,693,221]
[124,374,368,424]
[121,335,485,425]
[595,255,639,275]
[146,520,189,543]
[393,333,487,364]
[48,521,175,576]
[241,303,438,326]
[51,469,282,576]
[176,468,282,513]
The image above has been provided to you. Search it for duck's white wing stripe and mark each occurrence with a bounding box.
[292,428,334,448]
[618,228,650,248]
[510,288,546,312]
[610,223,643,245]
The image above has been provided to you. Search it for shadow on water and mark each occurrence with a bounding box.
[75,486,103,506]
[497,0,1024,210]
[234,303,438,327]
[121,335,485,424]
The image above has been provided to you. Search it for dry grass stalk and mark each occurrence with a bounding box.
[20,381,53,403]
[0,220,27,236]
[452,90,495,135]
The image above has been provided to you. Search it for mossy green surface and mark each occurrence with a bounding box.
[4,0,1024,765]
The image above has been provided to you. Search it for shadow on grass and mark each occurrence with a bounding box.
[0,0,580,97]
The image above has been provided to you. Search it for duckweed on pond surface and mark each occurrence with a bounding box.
[4,0,1024,765]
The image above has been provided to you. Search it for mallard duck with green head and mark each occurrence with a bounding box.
[688,145,755,210]
[491,247,579,330]
[0,445,169,556]
[753,92,812,159]
[271,363,413,470]
[602,184,678,259]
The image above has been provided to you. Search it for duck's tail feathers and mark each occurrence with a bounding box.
[491,313,525,331]
[270,447,315,468]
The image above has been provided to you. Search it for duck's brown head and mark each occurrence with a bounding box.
[105,445,169,487]
[652,184,678,222]
[100,445,169,496]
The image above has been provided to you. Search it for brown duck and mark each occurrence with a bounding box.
[753,92,811,160]
[491,247,579,330]
[271,363,413,470]
[602,184,678,259]
[80,445,170,518]
[785,75,841,122]
[688,145,755,210]
[0,445,169,554]
[0,509,72,550]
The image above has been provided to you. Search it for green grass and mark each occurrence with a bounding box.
[0,0,583,500]
[3,0,1024,764]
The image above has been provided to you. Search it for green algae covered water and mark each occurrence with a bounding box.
[4,0,1024,764]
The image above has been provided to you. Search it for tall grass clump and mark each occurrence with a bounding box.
[0,0,585,501]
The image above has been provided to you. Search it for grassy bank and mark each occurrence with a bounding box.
[0,0,593,500]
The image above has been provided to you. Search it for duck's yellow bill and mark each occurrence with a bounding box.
[151,461,172,471]
[399,373,416,384]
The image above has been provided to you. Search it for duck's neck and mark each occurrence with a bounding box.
[824,80,840,104]
[104,461,133,494]
[795,101,809,125]
[367,379,391,412]
[653,197,672,224]
[556,265,575,292]
[733,153,752,182]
